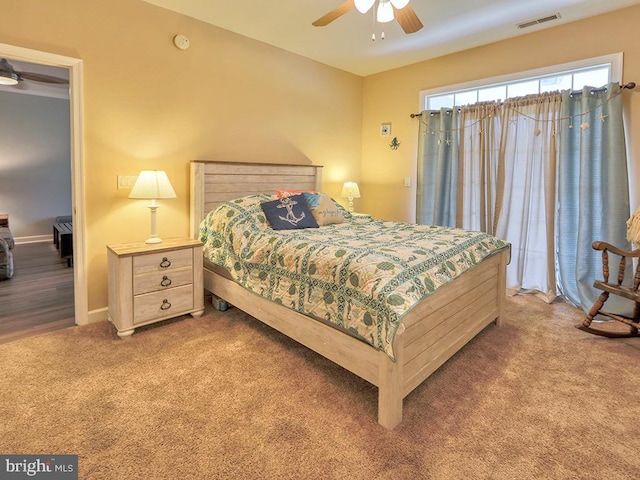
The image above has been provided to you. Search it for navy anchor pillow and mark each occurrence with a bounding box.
[261,194,319,230]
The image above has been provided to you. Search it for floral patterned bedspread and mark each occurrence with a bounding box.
[199,194,509,360]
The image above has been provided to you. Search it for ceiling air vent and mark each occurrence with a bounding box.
[517,13,561,29]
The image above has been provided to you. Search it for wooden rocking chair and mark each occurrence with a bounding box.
[578,241,640,338]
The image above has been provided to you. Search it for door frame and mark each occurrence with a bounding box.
[0,43,88,325]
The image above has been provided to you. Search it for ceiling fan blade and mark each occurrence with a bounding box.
[19,71,68,85]
[394,5,423,34]
[312,0,355,27]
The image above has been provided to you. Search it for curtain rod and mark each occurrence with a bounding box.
[409,81,636,118]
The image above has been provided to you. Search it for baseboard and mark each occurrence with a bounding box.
[87,307,109,325]
[14,235,53,245]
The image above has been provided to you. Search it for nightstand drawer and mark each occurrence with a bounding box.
[133,284,194,325]
[133,267,193,295]
[133,248,193,275]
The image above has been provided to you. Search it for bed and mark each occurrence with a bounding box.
[190,160,510,429]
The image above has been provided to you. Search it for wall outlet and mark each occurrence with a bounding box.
[117,175,138,190]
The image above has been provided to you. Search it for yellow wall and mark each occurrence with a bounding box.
[0,0,363,312]
[2,1,640,315]
[362,5,640,223]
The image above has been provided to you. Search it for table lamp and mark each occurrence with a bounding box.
[129,170,176,244]
[341,182,361,213]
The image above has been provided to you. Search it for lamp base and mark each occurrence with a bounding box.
[145,202,163,244]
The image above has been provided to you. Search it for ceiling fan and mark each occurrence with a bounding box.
[313,0,423,34]
[0,58,69,86]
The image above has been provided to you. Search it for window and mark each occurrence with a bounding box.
[421,54,622,110]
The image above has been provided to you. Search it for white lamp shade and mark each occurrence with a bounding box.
[354,0,376,14]
[341,182,361,199]
[129,170,177,200]
[390,0,410,9]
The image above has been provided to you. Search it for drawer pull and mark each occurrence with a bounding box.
[159,257,172,269]
[160,299,172,311]
[160,276,172,287]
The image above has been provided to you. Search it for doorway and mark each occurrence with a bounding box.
[0,43,87,333]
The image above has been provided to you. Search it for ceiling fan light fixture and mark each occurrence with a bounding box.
[0,59,20,85]
[354,0,376,14]
[312,0,423,35]
[390,0,410,9]
[0,72,19,86]
[377,1,394,23]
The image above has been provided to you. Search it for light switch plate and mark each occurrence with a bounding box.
[117,175,138,190]
[380,123,391,136]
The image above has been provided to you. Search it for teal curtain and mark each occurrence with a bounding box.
[556,83,631,311]
[416,109,460,227]
[416,83,631,311]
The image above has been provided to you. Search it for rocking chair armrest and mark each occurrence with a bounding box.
[591,241,640,258]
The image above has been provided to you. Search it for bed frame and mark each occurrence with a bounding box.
[190,160,509,429]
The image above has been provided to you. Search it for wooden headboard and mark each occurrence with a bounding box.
[190,161,324,238]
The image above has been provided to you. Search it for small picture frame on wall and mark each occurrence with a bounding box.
[380,123,391,136]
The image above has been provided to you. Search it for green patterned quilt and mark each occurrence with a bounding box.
[199,194,509,360]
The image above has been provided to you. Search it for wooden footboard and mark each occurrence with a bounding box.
[204,247,509,429]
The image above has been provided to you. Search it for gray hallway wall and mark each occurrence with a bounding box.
[0,90,71,238]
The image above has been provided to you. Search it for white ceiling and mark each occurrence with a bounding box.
[142,0,640,76]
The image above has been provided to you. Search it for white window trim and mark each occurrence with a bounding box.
[419,53,623,110]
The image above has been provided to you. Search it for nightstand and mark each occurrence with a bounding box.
[107,237,205,338]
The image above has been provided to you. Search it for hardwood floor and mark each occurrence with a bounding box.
[0,241,75,344]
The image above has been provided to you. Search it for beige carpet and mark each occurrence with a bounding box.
[0,295,638,479]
